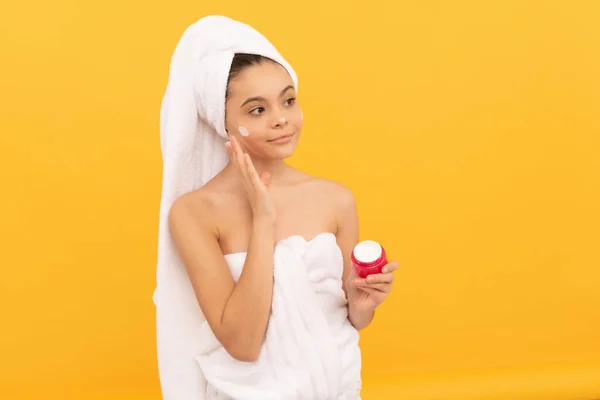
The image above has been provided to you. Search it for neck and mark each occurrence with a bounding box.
[251,156,289,181]
[225,155,290,185]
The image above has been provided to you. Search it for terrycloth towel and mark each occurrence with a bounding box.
[154,15,298,400]
[197,234,362,400]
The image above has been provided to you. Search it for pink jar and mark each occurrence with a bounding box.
[351,240,388,278]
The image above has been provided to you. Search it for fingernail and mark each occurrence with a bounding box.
[382,268,387,273]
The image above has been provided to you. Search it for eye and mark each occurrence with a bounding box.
[249,107,265,115]
[285,97,296,106]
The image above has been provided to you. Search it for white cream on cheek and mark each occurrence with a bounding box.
[238,126,250,137]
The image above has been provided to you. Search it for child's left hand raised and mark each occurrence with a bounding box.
[345,260,399,313]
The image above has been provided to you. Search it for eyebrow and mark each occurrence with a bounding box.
[240,85,295,108]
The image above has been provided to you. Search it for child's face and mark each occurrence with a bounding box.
[225,61,303,160]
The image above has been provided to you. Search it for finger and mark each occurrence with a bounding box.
[228,137,240,168]
[353,277,367,286]
[225,140,234,163]
[231,137,251,182]
[244,153,265,189]
[231,136,245,168]
[381,260,400,274]
[358,287,380,296]
[226,142,238,168]
[354,280,391,294]
[227,141,246,185]
[365,272,394,284]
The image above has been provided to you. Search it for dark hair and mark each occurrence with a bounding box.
[225,53,276,98]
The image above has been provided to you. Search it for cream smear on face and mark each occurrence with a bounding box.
[238,126,250,137]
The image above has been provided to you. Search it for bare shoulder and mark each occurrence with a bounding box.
[168,185,221,236]
[310,176,356,210]
[168,172,241,241]
[303,175,359,250]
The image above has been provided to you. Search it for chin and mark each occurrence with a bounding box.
[271,144,296,159]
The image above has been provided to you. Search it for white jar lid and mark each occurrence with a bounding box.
[353,240,382,263]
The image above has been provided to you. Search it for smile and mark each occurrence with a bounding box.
[267,133,294,144]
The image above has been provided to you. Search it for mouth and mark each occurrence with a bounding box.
[267,132,295,143]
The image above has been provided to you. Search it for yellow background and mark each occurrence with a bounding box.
[1,0,599,399]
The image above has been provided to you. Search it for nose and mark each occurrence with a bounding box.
[272,116,288,129]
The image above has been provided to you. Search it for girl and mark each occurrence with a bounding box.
[157,16,398,400]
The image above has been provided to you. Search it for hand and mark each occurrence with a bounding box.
[225,136,276,223]
[345,260,399,313]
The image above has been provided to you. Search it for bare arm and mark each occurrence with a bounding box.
[169,196,275,362]
[335,186,375,330]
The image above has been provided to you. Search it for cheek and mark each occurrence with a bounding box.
[237,124,267,149]
[295,110,304,130]
[237,122,265,140]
